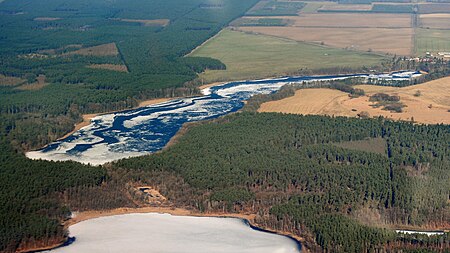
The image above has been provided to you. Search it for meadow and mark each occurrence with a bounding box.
[415,28,450,55]
[189,29,387,82]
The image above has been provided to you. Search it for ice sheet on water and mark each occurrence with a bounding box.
[44,213,301,253]
[27,71,421,165]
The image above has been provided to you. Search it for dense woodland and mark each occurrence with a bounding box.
[0,0,257,152]
[0,0,258,251]
[115,113,449,252]
[0,0,449,252]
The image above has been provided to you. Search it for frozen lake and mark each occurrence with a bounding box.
[27,71,421,165]
[45,213,301,253]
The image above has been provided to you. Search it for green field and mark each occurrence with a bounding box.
[300,1,328,13]
[416,28,450,55]
[246,0,306,16]
[190,29,387,82]
[231,17,288,26]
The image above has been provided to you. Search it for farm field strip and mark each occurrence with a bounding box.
[239,13,412,28]
[419,13,450,29]
[238,26,413,55]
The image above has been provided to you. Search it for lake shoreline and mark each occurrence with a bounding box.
[20,204,449,253]
[58,97,177,141]
[36,206,308,253]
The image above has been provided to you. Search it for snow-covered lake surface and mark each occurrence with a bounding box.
[27,71,421,165]
[44,213,301,253]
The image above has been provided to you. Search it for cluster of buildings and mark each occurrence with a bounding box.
[425,51,450,59]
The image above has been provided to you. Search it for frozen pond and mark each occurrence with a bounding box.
[27,71,421,165]
[44,213,301,253]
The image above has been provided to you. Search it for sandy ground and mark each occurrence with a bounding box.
[68,207,256,227]
[57,114,99,140]
[198,81,227,90]
[238,26,413,55]
[259,77,450,124]
[59,97,174,140]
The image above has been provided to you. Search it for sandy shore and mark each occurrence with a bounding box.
[198,81,227,90]
[59,97,175,140]
[58,80,229,141]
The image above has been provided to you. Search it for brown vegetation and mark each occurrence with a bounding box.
[38,44,82,55]
[258,76,450,124]
[238,26,413,55]
[65,43,119,56]
[88,64,128,72]
[0,74,24,86]
[57,114,98,140]
[119,19,170,27]
[15,75,47,91]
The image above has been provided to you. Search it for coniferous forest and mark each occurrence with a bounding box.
[115,112,450,252]
[0,0,449,252]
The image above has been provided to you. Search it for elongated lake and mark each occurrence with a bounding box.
[27,71,421,165]
[45,213,301,253]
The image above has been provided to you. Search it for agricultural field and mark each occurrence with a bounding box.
[419,13,450,29]
[317,3,372,12]
[300,1,332,13]
[234,0,450,57]
[189,29,387,82]
[415,28,450,55]
[266,13,412,28]
[418,3,450,14]
[246,0,306,15]
[258,76,450,124]
[230,17,290,26]
[238,26,413,55]
[0,0,260,116]
[371,3,414,13]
